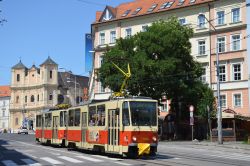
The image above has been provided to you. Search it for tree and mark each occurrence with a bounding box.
[98,18,214,118]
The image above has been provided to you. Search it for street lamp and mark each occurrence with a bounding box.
[203,15,222,144]
[67,77,81,106]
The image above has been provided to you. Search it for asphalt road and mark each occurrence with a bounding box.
[0,133,250,166]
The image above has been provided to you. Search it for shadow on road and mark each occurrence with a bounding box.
[0,138,39,166]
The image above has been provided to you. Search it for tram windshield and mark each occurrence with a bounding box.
[130,101,157,126]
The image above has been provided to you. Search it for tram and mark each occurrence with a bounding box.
[35,97,158,157]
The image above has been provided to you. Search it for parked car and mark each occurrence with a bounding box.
[17,127,28,134]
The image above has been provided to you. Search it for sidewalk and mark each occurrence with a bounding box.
[160,140,250,151]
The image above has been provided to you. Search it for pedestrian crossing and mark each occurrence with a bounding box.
[1,154,131,166]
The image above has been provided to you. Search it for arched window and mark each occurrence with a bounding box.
[31,95,35,102]
[198,14,205,28]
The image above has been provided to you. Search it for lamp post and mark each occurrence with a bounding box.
[203,15,222,144]
[67,77,81,106]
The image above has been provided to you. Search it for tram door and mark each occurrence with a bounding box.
[52,116,59,142]
[41,115,45,143]
[108,109,120,152]
[81,112,87,144]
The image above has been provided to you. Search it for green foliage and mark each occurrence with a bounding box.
[98,17,214,117]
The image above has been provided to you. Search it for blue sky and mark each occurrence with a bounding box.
[0,0,126,85]
[0,0,250,86]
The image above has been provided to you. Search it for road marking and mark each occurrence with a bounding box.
[92,155,123,161]
[58,156,83,163]
[1,160,18,166]
[15,149,38,159]
[76,155,103,162]
[113,161,132,165]
[40,157,63,165]
[21,159,42,166]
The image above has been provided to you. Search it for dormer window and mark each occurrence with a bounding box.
[103,9,113,21]
[178,0,185,6]
[147,4,157,12]
[132,7,142,15]
[160,1,174,9]
[122,10,131,17]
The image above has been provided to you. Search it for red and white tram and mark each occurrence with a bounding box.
[35,97,158,157]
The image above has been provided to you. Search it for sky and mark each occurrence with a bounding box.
[0,0,127,85]
[0,0,250,86]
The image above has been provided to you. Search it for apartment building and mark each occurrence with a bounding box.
[90,0,249,116]
[0,86,10,131]
[10,57,89,131]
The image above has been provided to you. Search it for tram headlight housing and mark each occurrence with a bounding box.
[132,136,137,142]
[152,136,157,142]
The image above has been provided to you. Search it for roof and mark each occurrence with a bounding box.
[0,86,11,97]
[58,72,89,89]
[40,56,57,66]
[95,0,213,24]
[12,60,27,69]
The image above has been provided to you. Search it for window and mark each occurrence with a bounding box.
[36,115,42,127]
[110,31,116,43]
[125,28,132,38]
[159,2,174,9]
[89,106,96,126]
[132,7,141,15]
[232,64,241,81]
[232,8,240,23]
[3,101,5,106]
[25,96,27,103]
[190,0,196,3]
[217,37,225,53]
[200,67,206,83]
[231,34,240,51]
[16,96,19,103]
[2,110,5,117]
[198,14,205,28]
[99,56,104,67]
[217,11,225,25]
[37,94,39,101]
[198,40,206,55]
[75,109,80,126]
[45,113,52,127]
[178,0,185,6]
[102,9,112,21]
[99,32,105,45]
[2,122,5,128]
[17,74,20,82]
[50,70,52,79]
[49,93,53,100]
[142,25,148,32]
[96,105,105,126]
[220,95,226,108]
[30,95,35,102]
[219,65,226,82]
[179,18,186,25]
[147,4,157,12]
[60,111,67,127]
[100,83,105,93]
[15,118,18,125]
[122,102,130,126]
[233,94,242,107]
[122,9,131,17]
[68,109,80,126]
[166,1,174,8]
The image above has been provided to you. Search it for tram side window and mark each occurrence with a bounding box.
[75,109,80,126]
[60,111,67,127]
[97,105,105,126]
[68,109,74,126]
[36,115,42,127]
[122,102,130,126]
[45,113,51,127]
[88,106,96,126]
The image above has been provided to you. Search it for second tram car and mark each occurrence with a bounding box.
[35,97,158,157]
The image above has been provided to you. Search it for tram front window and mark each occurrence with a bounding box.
[130,101,157,126]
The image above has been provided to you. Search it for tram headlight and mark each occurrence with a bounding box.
[132,136,137,142]
[152,136,157,142]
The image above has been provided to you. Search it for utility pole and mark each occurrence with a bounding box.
[203,15,222,144]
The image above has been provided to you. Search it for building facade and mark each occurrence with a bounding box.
[10,57,89,131]
[90,0,249,117]
[0,86,11,131]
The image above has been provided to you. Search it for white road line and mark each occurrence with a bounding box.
[1,160,18,166]
[40,157,63,165]
[92,155,123,161]
[76,155,103,162]
[113,161,132,166]
[21,159,42,166]
[58,156,83,163]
